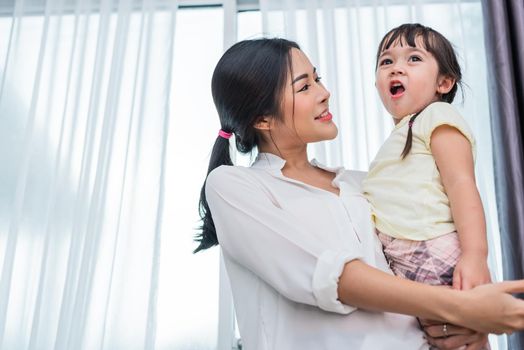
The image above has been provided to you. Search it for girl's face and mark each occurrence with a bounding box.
[375,36,454,122]
[260,48,337,148]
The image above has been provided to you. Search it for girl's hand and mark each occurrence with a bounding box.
[453,254,491,290]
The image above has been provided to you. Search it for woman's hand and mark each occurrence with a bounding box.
[450,280,524,334]
[421,319,488,350]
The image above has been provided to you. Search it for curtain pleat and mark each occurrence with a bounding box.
[26,0,71,347]
[144,2,177,349]
[481,0,524,348]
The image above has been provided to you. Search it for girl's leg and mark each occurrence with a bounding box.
[377,231,461,286]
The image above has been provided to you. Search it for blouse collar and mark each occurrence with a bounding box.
[251,152,286,171]
[251,152,345,177]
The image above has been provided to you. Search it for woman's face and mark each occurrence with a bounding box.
[268,48,337,147]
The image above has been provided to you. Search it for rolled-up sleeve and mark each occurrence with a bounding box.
[313,250,357,313]
[205,166,363,314]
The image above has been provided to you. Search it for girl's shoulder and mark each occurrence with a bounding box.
[420,102,465,124]
[418,102,471,132]
[421,101,464,122]
[418,102,475,150]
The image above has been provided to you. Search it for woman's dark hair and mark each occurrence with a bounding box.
[375,23,463,159]
[194,38,300,253]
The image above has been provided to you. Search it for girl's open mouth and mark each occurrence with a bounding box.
[390,82,405,97]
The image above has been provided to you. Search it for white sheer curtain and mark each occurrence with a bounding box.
[252,0,505,349]
[0,0,508,348]
[0,0,223,349]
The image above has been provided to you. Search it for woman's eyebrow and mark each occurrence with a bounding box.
[292,67,317,85]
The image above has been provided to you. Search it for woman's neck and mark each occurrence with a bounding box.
[258,144,312,171]
[258,143,339,195]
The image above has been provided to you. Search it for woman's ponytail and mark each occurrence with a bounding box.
[194,132,233,253]
[194,38,300,253]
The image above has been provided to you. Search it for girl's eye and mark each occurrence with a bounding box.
[297,84,310,92]
[409,55,422,62]
[315,76,322,83]
[379,58,392,66]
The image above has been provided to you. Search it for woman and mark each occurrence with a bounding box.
[195,38,524,350]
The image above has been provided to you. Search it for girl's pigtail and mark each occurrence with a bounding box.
[194,131,233,253]
[400,112,420,159]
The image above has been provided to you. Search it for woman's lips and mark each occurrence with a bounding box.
[315,111,332,122]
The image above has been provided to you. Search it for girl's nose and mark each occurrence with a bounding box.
[390,63,405,75]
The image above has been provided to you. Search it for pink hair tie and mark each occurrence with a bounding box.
[218,129,232,140]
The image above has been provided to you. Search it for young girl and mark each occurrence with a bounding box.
[195,37,524,350]
[363,23,492,345]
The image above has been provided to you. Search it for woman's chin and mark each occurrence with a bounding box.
[326,126,339,140]
[312,128,339,142]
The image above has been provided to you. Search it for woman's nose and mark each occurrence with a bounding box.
[320,84,330,103]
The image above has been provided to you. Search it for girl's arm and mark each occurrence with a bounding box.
[431,124,491,290]
[338,259,524,334]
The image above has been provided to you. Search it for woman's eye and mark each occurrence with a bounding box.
[379,58,392,66]
[409,55,422,62]
[315,76,322,83]
[297,84,310,92]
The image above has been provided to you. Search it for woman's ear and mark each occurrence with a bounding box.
[253,116,272,131]
[437,75,456,95]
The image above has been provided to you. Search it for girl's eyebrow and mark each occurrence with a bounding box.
[379,46,427,58]
[405,47,428,55]
[378,49,392,58]
[291,67,317,85]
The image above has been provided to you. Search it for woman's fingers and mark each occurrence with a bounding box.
[495,280,524,294]
[424,323,475,338]
[465,336,489,350]
[419,318,443,327]
[426,333,485,350]
[460,281,524,334]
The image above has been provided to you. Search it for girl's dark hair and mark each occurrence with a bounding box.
[375,23,463,159]
[194,38,300,253]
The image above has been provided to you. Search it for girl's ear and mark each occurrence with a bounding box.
[437,75,456,95]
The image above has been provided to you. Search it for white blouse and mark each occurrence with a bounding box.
[206,152,428,350]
